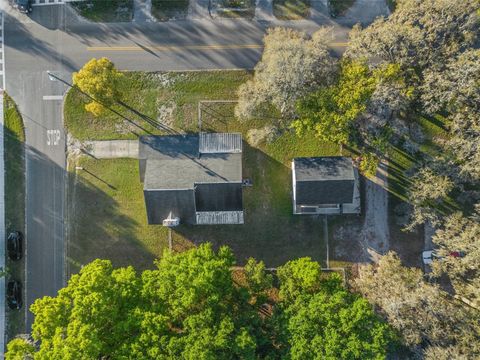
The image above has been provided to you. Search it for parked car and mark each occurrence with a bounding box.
[422,250,434,265]
[7,231,23,261]
[7,280,22,310]
[13,0,33,14]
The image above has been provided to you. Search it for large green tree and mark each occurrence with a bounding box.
[274,258,396,360]
[7,248,396,359]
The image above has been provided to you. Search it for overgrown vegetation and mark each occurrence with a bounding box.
[71,0,134,22]
[6,245,396,359]
[151,0,189,21]
[272,0,311,20]
[4,94,26,340]
[65,71,252,140]
[329,0,355,17]
[212,0,256,19]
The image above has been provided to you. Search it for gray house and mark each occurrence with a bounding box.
[292,157,360,215]
[139,133,244,226]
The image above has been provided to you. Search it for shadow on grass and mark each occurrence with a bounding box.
[67,165,157,275]
[172,143,327,268]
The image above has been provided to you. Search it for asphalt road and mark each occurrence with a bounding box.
[4,4,353,331]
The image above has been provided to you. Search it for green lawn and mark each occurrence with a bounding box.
[329,0,355,17]
[64,71,252,141]
[151,0,189,21]
[67,158,169,275]
[70,0,134,22]
[273,0,311,20]
[4,94,26,340]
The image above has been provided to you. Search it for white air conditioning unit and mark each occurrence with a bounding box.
[163,217,180,227]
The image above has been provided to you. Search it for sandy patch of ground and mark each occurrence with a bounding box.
[333,161,390,263]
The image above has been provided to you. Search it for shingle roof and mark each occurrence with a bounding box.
[294,157,355,181]
[140,135,242,190]
[293,157,355,205]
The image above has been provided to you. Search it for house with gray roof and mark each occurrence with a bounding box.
[139,133,244,226]
[292,157,360,215]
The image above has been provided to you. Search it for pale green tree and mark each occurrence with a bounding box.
[406,167,454,230]
[432,209,480,308]
[421,49,480,114]
[235,27,337,119]
[346,0,480,70]
[356,252,480,358]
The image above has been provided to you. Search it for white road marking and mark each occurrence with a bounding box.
[47,129,61,146]
[42,95,63,100]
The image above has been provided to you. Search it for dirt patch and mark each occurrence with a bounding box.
[247,125,280,147]
[157,100,176,129]
[332,161,390,264]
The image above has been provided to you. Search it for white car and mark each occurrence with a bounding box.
[422,250,434,265]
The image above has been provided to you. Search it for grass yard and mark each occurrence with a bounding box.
[273,0,311,20]
[67,158,169,275]
[64,71,252,141]
[212,0,256,19]
[4,94,26,340]
[329,0,355,17]
[151,0,189,21]
[70,0,134,22]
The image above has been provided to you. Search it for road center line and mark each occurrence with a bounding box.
[86,42,349,52]
[43,95,64,100]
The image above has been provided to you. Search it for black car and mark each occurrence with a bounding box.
[13,0,33,14]
[7,280,22,310]
[7,231,23,261]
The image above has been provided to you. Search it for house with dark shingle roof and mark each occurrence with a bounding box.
[292,157,360,215]
[139,133,244,226]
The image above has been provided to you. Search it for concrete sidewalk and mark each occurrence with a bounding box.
[82,140,139,159]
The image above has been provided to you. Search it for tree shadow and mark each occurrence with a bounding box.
[66,160,158,276]
[172,143,328,267]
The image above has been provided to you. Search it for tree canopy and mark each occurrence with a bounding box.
[235,27,337,120]
[7,246,395,359]
[356,252,480,358]
[72,57,123,116]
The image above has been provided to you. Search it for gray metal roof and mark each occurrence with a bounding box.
[140,135,242,190]
[144,154,242,189]
[293,157,354,182]
[199,133,242,154]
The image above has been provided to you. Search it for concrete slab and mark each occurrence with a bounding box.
[83,140,139,159]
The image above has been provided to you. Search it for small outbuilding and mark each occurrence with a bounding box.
[291,157,360,215]
[139,133,244,226]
